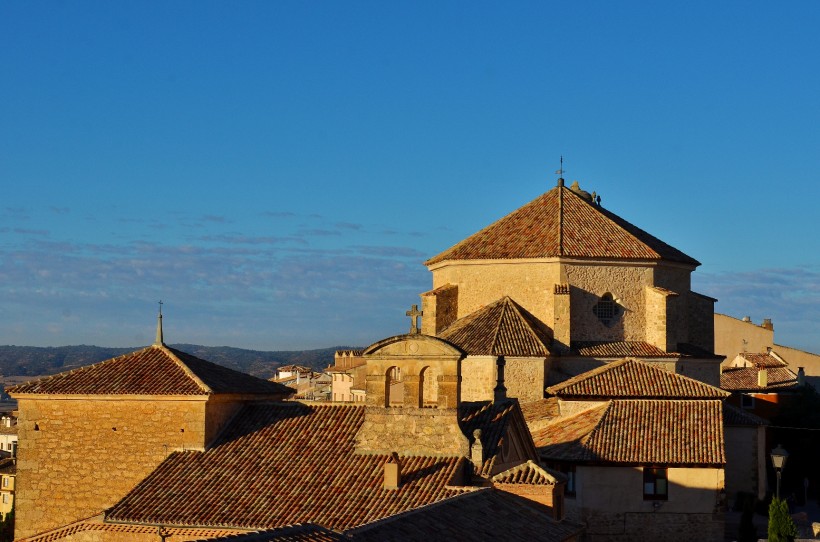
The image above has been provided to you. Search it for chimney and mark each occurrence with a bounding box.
[758,369,768,388]
[494,357,507,403]
[798,367,806,387]
[384,452,402,490]
[761,318,774,331]
[470,429,484,471]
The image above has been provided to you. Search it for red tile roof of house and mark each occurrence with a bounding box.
[106,403,471,530]
[425,185,699,266]
[348,488,583,542]
[546,358,729,399]
[491,460,564,485]
[736,352,787,368]
[191,525,349,541]
[438,297,552,357]
[7,345,292,397]
[720,366,799,392]
[532,400,725,466]
[570,341,680,358]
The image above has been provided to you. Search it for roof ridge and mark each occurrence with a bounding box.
[490,299,509,355]
[547,358,631,394]
[160,345,213,394]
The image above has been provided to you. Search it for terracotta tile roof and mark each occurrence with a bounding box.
[720,366,799,391]
[571,341,680,358]
[438,297,552,357]
[723,403,768,426]
[7,345,292,397]
[0,457,15,475]
[192,525,349,541]
[520,398,561,426]
[18,517,247,542]
[107,403,468,530]
[546,358,729,399]
[0,425,17,435]
[348,488,583,542]
[736,352,787,368]
[491,460,565,485]
[426,185,699,266]
[533,400,725,466]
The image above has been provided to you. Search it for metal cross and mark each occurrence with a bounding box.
[406,304,423,335]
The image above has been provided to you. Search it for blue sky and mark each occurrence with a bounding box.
[1,2,818,353]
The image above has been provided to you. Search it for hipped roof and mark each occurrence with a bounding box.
[426,184,699,266]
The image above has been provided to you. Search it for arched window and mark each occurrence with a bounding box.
[386,366,404,407]
[592,293,622,327]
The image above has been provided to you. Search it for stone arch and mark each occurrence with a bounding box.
[419,365,438,407]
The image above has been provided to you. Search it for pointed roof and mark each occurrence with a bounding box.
[546,358,729,399]
[426,184,699,266]
[491,460,565,485]
[7,344,293,396]
[438,297,552,357]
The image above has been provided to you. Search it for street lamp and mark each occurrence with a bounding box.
[771,444,789,500]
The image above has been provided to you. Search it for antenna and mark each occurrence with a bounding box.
[554,155,565,186]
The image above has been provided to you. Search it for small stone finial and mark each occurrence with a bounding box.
[494,356,507,402]
[155,301,164,346]
[406,304,423,335]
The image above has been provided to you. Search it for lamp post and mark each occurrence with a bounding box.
[771,444,789,500]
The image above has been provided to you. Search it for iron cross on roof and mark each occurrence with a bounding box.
[406,304,423,335]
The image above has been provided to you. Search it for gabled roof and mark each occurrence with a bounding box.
[438,297,552,357]
[107,403,469,530]
[546,358,729,399]
[735,352,787,368]
[459,399,538,475]
[720,366,799,392]
[491,460,565,485]
[192,525,349,541]
[571,341,679,358]
[532,400,725,466]
[426,184,699,266]
[7,344,292,397]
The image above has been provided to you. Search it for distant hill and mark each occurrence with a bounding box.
[0,344,360,380]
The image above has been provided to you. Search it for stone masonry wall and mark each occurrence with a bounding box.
[15,396,209,539]
[460,356,496,402]
[505,357,548,403]
[430,260,562,324]
[564,263,649,343]
[354,407,470,457]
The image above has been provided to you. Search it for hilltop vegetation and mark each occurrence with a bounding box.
[0,344,357,380]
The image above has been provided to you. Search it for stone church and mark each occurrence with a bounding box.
[8,177,736,542]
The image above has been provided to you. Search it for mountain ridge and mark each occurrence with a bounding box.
[0,344,359,380]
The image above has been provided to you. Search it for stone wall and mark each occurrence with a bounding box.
[460,356,496,402]
[724,425,764,501]
[429,260,562,324]
[354,406,469,457]
[564,263,649,343]
[495,483,561,520]
[15,396,209,539]
[505,357,548,403]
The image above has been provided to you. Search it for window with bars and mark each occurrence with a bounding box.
[592,293,622,327]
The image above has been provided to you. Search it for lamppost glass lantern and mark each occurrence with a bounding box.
[771,444,789,500]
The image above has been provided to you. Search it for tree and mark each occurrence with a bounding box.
[768,496,798,542]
